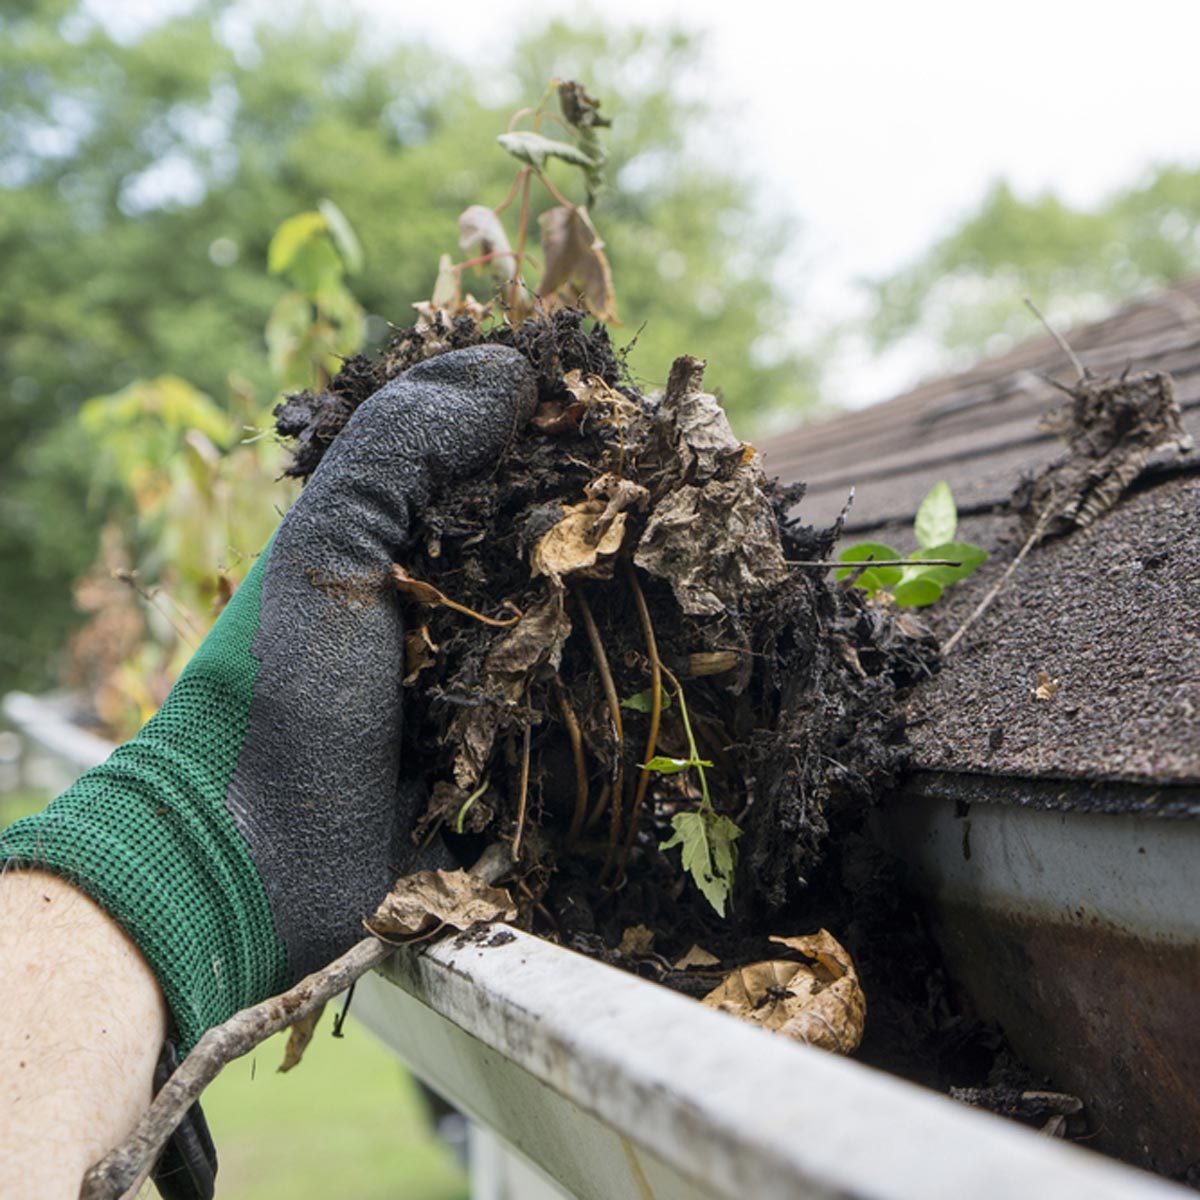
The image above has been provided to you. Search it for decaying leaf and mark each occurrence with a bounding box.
[584,472,650,536]
[1032,669,1059,701]
[537,206,617,322]
[368,869,517,940]
[635,472,790,616]
[619,924,656,957]
[404,625,438,686]
[703,931,865,1054]
[950,1085,1085,1138]
[449,595,571,788]
[279,1004,325,1074]
[673,944,720,970]
[634,357,789,614]
[458,205,517,287]
[530,499,628,583]
[1021,369,1192,539]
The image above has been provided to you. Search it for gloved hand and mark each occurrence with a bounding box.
[0,344,535,1051]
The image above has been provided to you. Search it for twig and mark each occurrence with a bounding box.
[81,848,514,1200]
[510,168,533,313]
[620,562,663,872]
[942,508,1053,656]
[787,559,963,569]
[80,938,392,1199]
[1025,297,1086,383]
[511,724,532,862]
[555,678,590,845]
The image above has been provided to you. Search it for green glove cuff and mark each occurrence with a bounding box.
[0,549,288,1052]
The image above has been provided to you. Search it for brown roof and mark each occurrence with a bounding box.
[761,282,1200,787]
[767,280,1200,532]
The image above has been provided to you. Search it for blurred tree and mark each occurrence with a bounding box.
[0,0,817,693]
[867,170,1200,361]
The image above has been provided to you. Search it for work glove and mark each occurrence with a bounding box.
[0,345,537,1194]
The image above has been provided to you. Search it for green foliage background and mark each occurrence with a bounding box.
[0,0,818,693]
[868,173,1200,360]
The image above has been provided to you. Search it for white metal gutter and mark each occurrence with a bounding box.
[354,927,1188,1200]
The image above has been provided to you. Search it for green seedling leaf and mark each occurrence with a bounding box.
[836,542,903,594]
[906,541,988,587]
[621,687,672,714]
[660,809,742,917]
[915,481,957,549]
[641,754,712,775]
[317,199,363,274]
[497,131,597,172]
[268,211,326,275]
[891,577,943,607]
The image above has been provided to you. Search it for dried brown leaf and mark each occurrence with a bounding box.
[531,398,587,434]
[278,1004,325,1074]
[530,499,628,583]
[450,595,571,788]
[584,471,650,538]
[673,944,720,970]
[537,205,617,323]
[1032,669,1059,701]
[403,625,438,686]
[368,869,517,940]
[618,924,656,957]
[458,205,517,287]
[702,929,865,1055]
[634,472,790,616]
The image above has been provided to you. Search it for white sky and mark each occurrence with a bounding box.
[363,0,1200,407]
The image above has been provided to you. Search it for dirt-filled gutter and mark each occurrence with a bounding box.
[353,926,1189,1200]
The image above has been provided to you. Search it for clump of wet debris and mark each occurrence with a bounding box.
[276,309,1036,1094]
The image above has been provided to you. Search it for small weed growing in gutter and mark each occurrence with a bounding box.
[837,482,987,607]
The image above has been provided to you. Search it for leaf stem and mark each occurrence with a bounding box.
[455,776,491,835]
[622,562,663,864]
[659,664,711,810]
[511,724,532,862]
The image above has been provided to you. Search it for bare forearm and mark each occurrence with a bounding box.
[0,869,166,1199]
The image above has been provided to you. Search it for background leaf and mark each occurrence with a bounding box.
[621,687,672,713]
[267,211,327,275]
[914,481,957,548]
[836,542,902,594]
[318,199,364,275]
[906,540,988,587]
[891,577,943,607]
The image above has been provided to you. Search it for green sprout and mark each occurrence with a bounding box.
[641,674,741,917]
[837,481,988,607]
